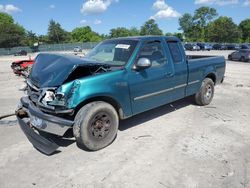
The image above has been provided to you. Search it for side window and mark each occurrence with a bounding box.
[167,41,183,63]
[139,41,166,67]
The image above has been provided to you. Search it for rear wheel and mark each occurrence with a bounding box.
[228,55,232,60]
[240,56,246,62]
[195,78,214,106]
[73,101,119,151]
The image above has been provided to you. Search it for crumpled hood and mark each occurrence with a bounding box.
[29,53,100,88]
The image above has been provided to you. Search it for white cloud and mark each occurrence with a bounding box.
[194,0,239,6]
[80,19,87,24]
[0,4,21,14]
[150,0,181,20]
[79,19,102,25]
[80,0,117,14]
[243,0,250,6]
[152,0,169,10]
[94,19,102,24]
[49,4,55,9]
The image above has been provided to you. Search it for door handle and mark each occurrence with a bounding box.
[165,72,174,77]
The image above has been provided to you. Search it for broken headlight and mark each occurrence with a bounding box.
[42,90,55,103]
[41,89,67,107]
[55,92,65,101]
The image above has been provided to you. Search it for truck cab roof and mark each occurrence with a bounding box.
[105,36,181,42]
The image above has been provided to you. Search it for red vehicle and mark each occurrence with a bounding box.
[11,59,34,78]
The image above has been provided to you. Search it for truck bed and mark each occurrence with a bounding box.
[187,55,215,60]
[185,55,225,96]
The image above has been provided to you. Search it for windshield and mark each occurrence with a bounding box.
[84,39,138,66]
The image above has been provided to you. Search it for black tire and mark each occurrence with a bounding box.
[240,56,245,62]
[228,55,232,60]
[195,78,214,106]
[73,101,119,151]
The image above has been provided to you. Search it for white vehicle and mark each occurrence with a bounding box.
[73,46,82,52]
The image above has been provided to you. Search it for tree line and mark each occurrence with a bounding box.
[0,6,250,49]
[179,7,249,43]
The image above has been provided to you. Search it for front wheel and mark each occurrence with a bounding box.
[194,78,214,106]
[73,101,119,151]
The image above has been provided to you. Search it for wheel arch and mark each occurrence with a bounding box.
[74,96,126,120]
[205,73,216,84]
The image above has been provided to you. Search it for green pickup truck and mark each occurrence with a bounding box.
[16,36,226,154]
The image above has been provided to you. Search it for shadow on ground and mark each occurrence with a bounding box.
[0,119,17,126]
[29,96,195,155]
[119,96,194,131]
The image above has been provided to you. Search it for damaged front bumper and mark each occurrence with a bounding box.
[16,97,74,155]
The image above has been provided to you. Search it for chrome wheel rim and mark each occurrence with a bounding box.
[205,85,212,100]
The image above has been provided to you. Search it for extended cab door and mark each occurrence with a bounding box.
[165,40,188,101]
[128,39,175,115]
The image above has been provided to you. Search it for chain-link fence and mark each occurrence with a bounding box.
[0,42,99,56]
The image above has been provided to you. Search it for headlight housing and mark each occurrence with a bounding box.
[43,90,55,103]
[40,89,67,107]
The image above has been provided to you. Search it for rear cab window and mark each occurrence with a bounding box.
[167,41,183,63]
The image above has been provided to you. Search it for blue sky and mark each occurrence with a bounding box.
[0,0,249,35]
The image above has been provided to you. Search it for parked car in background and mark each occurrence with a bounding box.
[228,49,250,62]
[73,46,82,53]
[241,44,250,49]
[192,44,200,51]
[235,44,241,50]
[11,59,34,78]
[14,50,27,56]
[197,43,212,51]
[212,44,227,50]
[184,43,193,51]
[184,43,200,51]
[226,44,237,50]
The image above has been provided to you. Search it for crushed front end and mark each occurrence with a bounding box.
[16,53,115,154]
[16,79,75,155]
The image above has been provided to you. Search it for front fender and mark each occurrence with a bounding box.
[57,71,132,118]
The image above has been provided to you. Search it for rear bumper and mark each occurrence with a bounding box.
[16,97,75,154]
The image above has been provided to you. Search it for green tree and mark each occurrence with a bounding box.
[71,26,102,42]
[110,27,131,38]
[129,27,140,36]
[193,7,218,41]
[0,12,14,25]
[47,19,68,43]
[0,13,25,48]
[166,32,184,41]
[178,13,196,41]
[38,35,49,43]
[193,7,217,28]
[179,7,217,41]
[206,16,242,43]
[109,27,140,38]
[23,30,38,46]
[239,19,250,42]
[140,19,163,36]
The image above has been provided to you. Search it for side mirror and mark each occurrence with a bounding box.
[135,58,152,70]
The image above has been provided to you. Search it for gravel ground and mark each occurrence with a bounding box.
[0,50,250,188]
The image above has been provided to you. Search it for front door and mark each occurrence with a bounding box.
[128,39,175,115]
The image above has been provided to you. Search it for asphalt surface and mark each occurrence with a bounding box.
[0,51,250,188]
